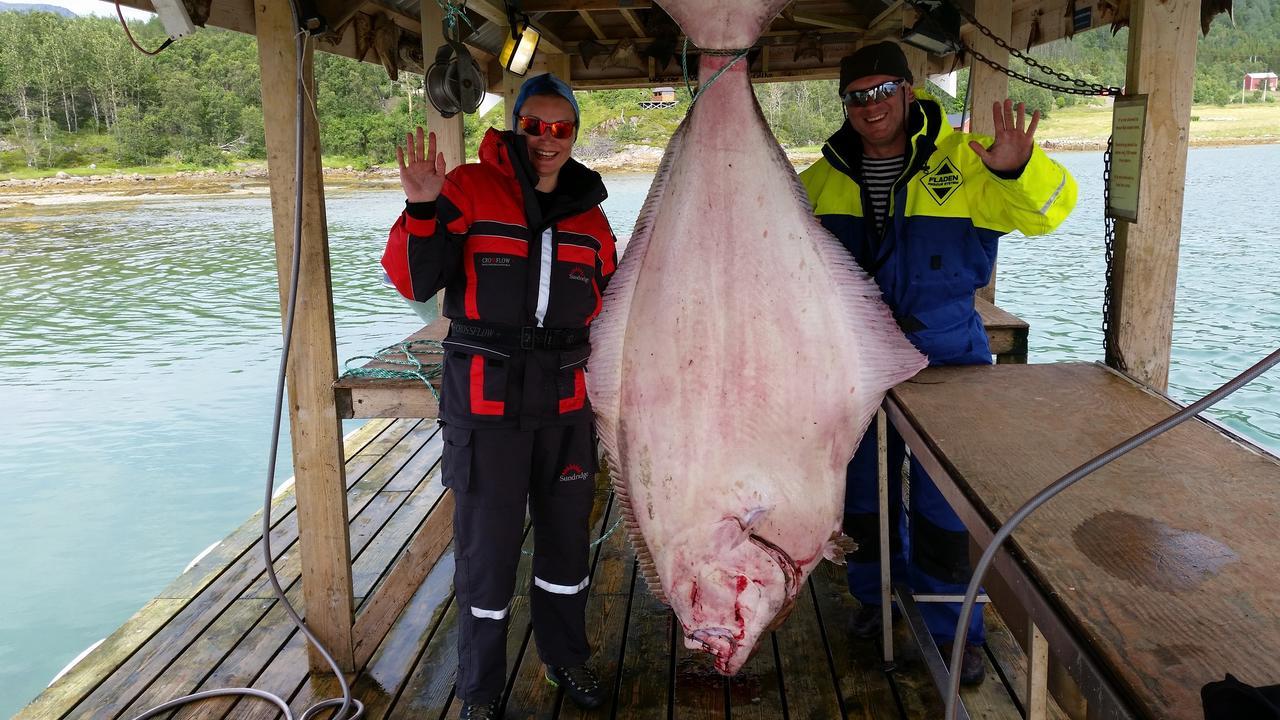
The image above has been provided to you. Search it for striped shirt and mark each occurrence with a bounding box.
[863,154,905,235]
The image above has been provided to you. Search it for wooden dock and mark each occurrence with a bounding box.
[18,417,1058,720]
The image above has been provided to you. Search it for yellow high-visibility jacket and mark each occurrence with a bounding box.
[800,91,1077,364]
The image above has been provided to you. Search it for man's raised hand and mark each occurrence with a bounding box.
[969,99,1040,174]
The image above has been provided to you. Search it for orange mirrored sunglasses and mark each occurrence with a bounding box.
[517,115,576,139]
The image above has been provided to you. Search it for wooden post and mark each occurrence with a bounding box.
[969,0,1011,304]
[1026,623,1050,720]
[420,0,466,168]
[1108,0,1199,390]
[255,1,355,672]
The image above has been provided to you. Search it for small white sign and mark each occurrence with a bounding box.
[1107,95,1148,223]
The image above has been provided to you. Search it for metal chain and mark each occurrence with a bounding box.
[1100,136,1123,371]
[909,0,1124,97]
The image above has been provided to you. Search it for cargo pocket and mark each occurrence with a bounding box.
[556,344,590,415]
[442,339,510,419]
[440,425,473,493]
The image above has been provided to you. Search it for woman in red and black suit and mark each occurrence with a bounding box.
[382,73,616,720]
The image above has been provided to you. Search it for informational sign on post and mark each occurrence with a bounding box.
[1107,95,1148,222]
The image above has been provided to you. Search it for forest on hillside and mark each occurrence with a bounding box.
[0,0,1276,172]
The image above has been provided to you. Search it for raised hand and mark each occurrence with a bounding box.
[969,99,1040,174]
[397,126,448,203]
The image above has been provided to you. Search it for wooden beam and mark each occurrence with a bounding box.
[314,0,366,35]
[969,0,1010,305]
[524,0,652,10]
[1108,0,1199,390]
[255,0,355,673]
[619,8,645,36]
[422,0,466,169]
[578,9,608,40]
[465,0,568,53]
[790,11,860,32]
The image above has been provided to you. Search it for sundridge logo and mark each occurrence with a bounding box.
[480,256,513,268]
[559,463,590,483]
[568,267,591,284]
[920,157,963,205]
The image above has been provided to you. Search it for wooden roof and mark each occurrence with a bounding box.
[120,0,1169,90]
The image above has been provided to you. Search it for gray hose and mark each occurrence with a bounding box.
[130,2,363,718]
[944,347,1280,720]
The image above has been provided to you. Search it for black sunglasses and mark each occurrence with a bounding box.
[841,78,907,107]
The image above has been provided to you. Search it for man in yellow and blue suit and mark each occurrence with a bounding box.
[800,41,1077,685]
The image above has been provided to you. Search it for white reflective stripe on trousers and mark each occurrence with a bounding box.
[471,601,512,620]
[533,576,590,595]
[534,227,553,327]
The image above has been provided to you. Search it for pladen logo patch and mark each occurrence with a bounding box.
[559,463,590,483]
[919,157,963,205]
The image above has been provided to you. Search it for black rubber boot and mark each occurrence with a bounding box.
[943,642,987,686]
[546,664,605,710]
[460,698,502,720]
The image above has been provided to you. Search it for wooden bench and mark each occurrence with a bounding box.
[976,296,1029,364]
[883,361,1280,719]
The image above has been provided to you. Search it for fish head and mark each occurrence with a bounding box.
[665,512,795,674]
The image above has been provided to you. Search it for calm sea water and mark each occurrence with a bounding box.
[2,144,1278,712]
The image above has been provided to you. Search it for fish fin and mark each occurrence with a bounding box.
[587,117,690,462]
[823,532,858,565]
[607,452,669,605]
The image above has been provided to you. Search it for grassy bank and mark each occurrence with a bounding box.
[1035,102,1280,149]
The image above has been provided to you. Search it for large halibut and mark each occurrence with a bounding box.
[587,0,928,674]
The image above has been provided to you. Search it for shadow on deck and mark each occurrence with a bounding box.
[18,418,1059,720]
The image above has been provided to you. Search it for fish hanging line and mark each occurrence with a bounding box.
[339,342,625,555]
[679,39,752,107]
[435,0,475,37]
[904,0,1129,369]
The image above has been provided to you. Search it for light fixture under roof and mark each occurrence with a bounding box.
[500,2,541,76]
[901,0,963,56]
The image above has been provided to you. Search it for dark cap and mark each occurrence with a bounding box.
[839,41,913,91]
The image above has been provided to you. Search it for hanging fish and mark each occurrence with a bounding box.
[643,34,679,73]
[604,38,645,71]
[1201,0,1233,36]
[589,0,927,675]
[579,38,607,69]
[353,12,373,64]
[372,12,401,80]
[1065,0,1077,39]
[1026,8,1042,51]
[793,30,822,64]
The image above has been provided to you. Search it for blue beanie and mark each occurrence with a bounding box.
[511,72,580,128]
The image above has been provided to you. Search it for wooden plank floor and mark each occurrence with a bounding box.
[18,418,1052,720]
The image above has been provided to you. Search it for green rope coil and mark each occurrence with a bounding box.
[341,339,445,400]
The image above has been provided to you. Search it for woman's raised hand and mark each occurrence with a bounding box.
[397,126,448,203]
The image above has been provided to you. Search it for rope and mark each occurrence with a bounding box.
[679,38,752,106]
[436,0,473,40]
[341,339,445,400]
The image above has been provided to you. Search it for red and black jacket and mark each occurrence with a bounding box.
[382,128,617,429]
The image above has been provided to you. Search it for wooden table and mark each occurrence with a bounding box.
[883,361,1280,719]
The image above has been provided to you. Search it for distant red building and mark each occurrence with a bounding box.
[1244,72,1278,92]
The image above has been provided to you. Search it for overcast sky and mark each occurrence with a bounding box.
[27,0,152,21]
